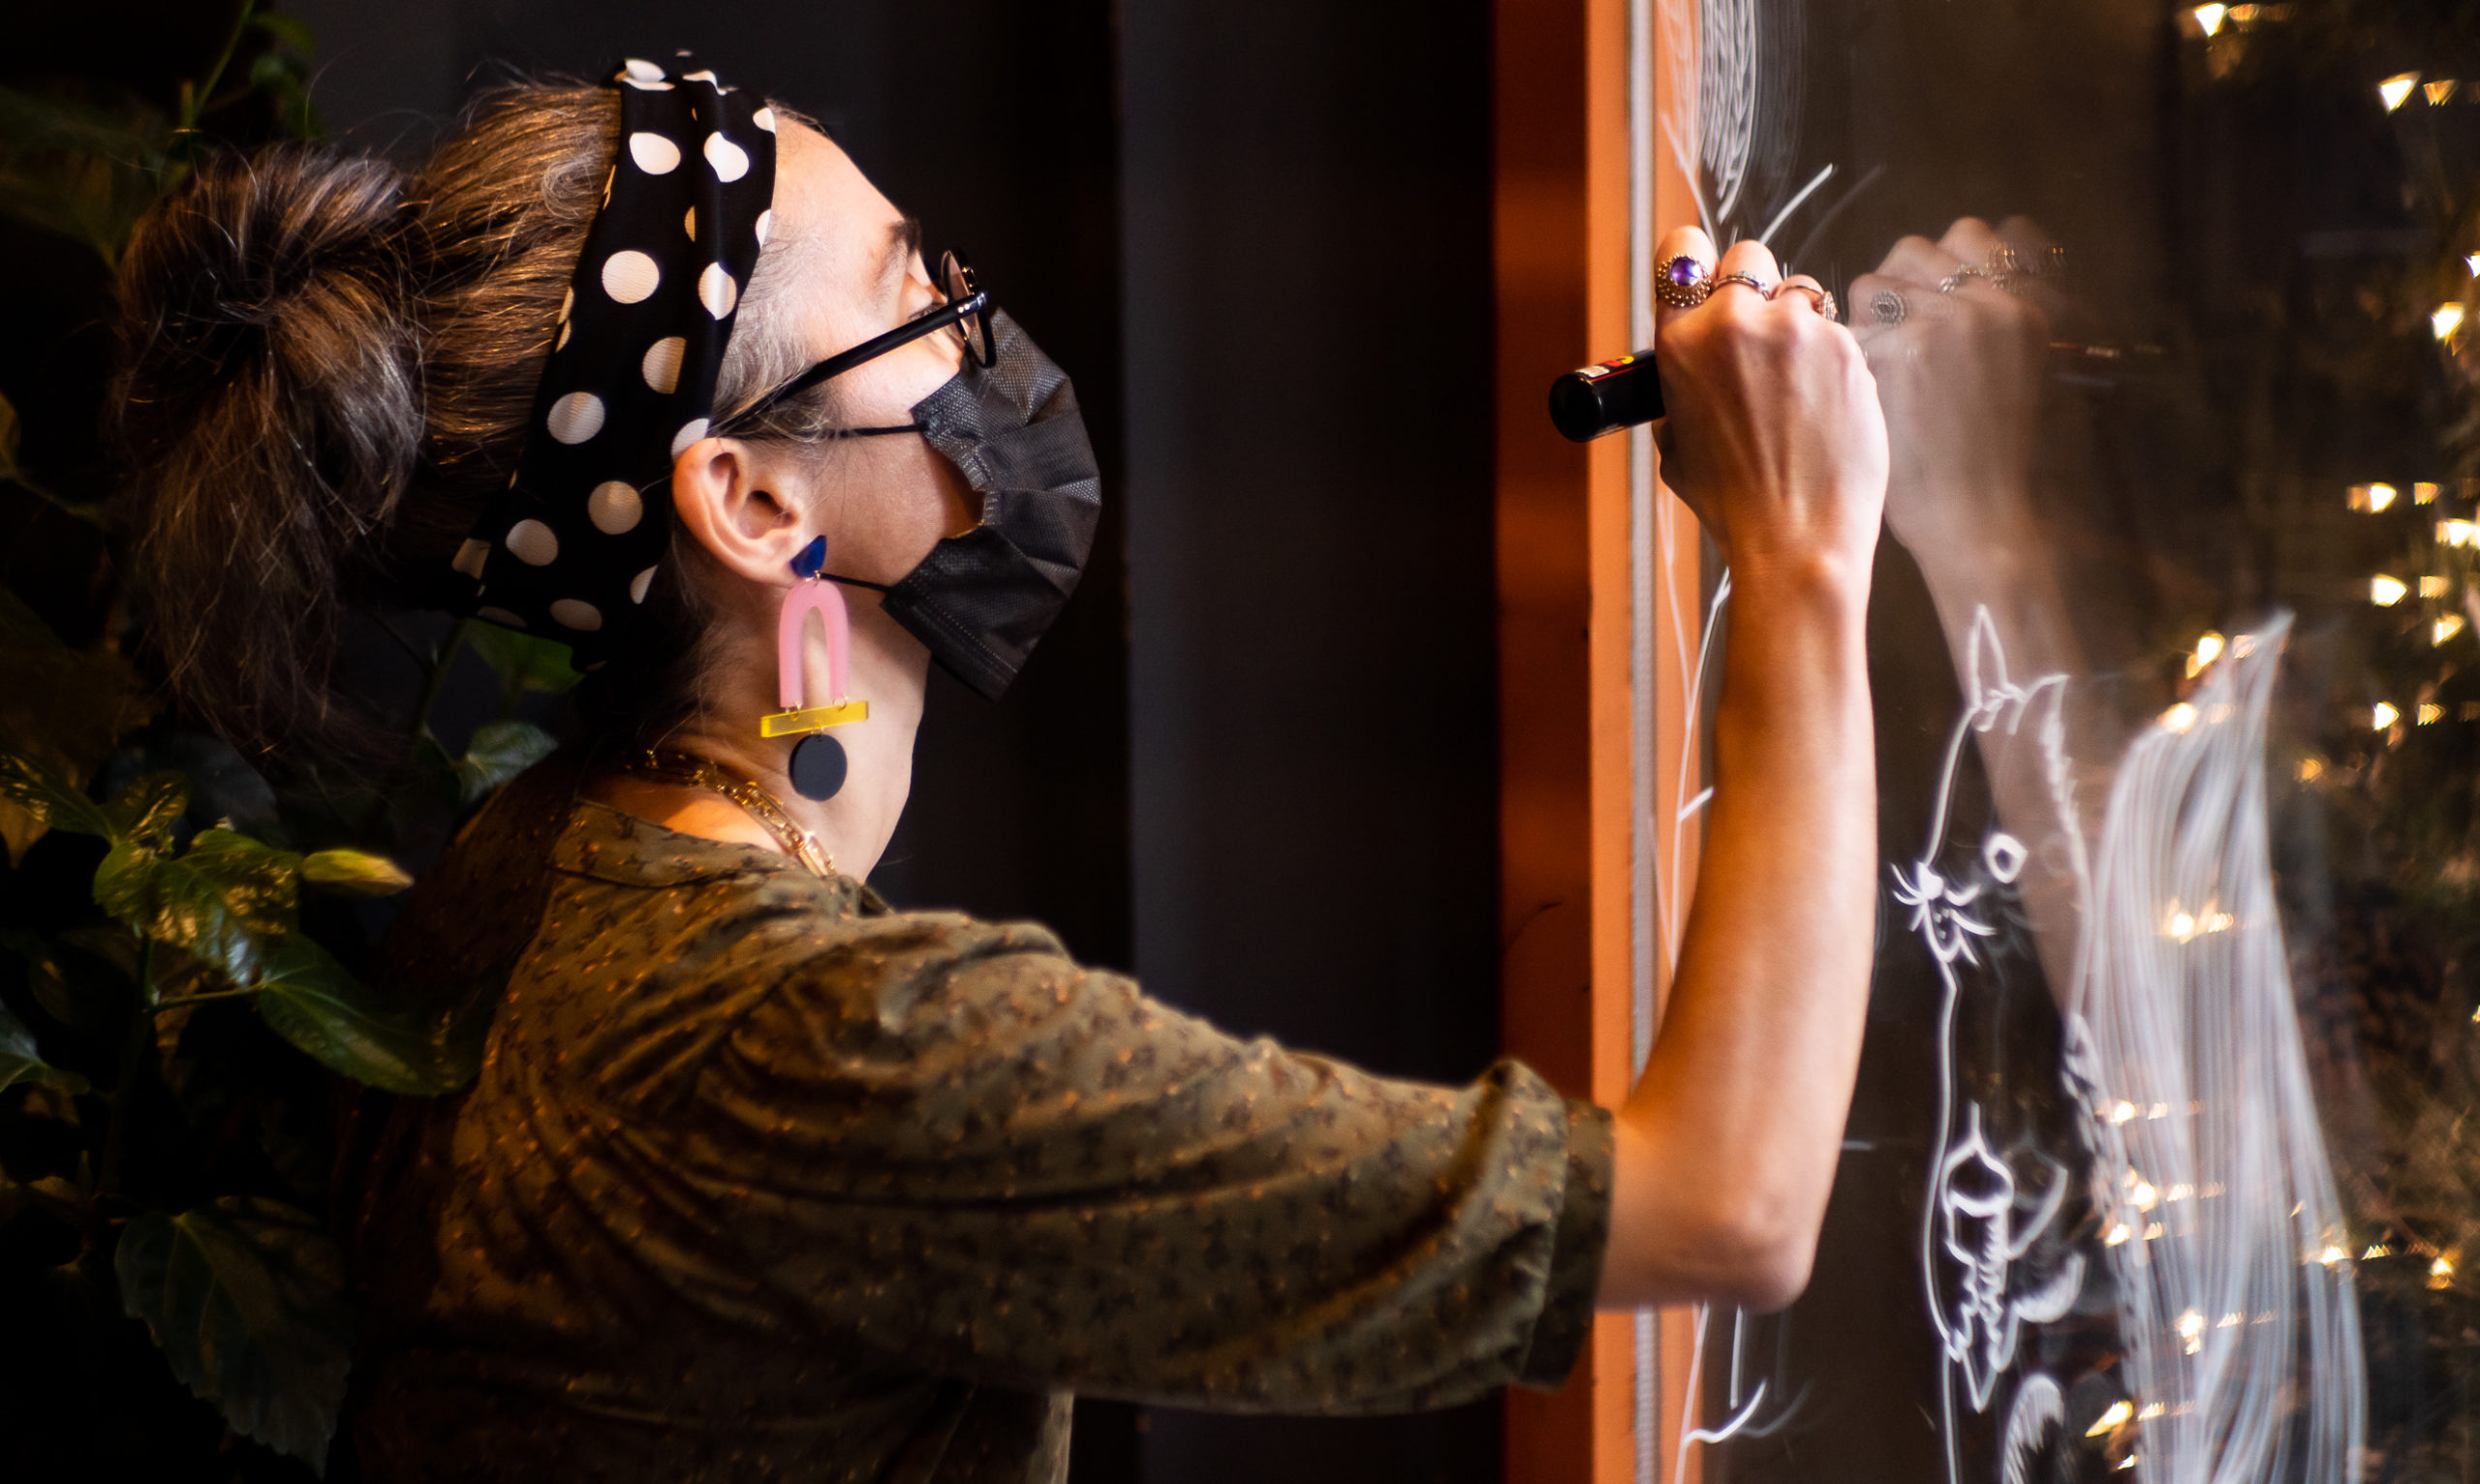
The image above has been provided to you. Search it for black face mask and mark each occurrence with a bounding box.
[856,310,1100,700]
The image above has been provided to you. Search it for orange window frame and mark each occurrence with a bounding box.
[1494,0,1706,1480]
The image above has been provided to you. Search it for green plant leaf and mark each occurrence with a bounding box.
[0,590,156,861]
[464,624,582,700]
[115,1196,352,1471]
[252,935,481,1095]
[94,826,299,989]
[297,849,414,897]
[453,719,559,807]
[102,770,190,852]
[0,998,87,1095]
[0,748,114,844]
[0,927,81,1028]
[249,12,317,55]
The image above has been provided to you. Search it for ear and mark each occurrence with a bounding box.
[669,437,807,587]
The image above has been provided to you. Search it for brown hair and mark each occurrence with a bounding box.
[112,84,828,767]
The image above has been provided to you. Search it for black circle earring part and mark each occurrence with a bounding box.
[789,733,849,801]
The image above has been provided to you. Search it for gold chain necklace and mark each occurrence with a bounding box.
[625,747,837,879]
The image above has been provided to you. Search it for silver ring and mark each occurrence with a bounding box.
[1871,290,1906,325]
[1711,270,1773,296]
[1938,264,1987,294]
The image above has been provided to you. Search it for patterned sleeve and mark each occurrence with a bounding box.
[667,907,1613,1412]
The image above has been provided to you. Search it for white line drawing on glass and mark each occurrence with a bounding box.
[1895,611,2088,1483]
[2000,1373,2064,1484]
[2061,614,2367,1484]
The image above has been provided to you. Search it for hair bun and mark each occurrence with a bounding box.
[115,144,423,758]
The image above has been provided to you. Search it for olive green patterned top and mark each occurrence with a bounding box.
[346,760,1613,1483]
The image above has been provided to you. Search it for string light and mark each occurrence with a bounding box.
[2420,575,2450,598]
[2436,614,2465,645]
[2468,253,2480,276]
[2193,4,2227,35]
[2372,574,2408,605]
[2374,702,2400,729]
[2382,73,2422,111]
[2420,702,2444,725]
[2440,519,2479,547]
[2163,701,2200,732]
[2088,1401,2133,1437]
[2433,1254,2458,1289]
[2350,481,2397,511]
[2428,79,2459,106]
[2416,480,2441,504]
[2434,303,2465,340]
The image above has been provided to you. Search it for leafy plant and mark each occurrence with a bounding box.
[0,9,583,1477]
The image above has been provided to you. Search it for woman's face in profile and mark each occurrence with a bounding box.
[761,120,977,586]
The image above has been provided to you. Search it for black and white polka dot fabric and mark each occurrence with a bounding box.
[449,53,778,665]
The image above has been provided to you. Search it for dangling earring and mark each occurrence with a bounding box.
[761,535,870,800]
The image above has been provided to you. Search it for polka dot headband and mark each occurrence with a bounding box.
[447,52,778,665]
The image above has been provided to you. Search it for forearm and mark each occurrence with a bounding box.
[1599,559,1876,1311]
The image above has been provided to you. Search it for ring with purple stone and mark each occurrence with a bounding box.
[1656,254,1714,308]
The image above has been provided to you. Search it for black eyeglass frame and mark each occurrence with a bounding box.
[720,249,994,434]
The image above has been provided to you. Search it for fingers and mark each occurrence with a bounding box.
[1713,237,1782,303]
[1879,234,1967,291]
[1936,216,2003,265]
[1654,224,1719,335]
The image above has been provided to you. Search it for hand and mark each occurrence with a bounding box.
[1652,227,1888,591]
[1848,216,2062,569]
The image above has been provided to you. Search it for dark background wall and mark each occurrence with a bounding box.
[8,3,1504,1478]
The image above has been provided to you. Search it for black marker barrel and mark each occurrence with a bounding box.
[1547,350,1662,443]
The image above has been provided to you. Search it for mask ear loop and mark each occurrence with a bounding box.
[763,534,871,801]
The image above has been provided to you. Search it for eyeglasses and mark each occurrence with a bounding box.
[724,248,994,432]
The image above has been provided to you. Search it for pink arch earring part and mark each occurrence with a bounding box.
[761,568,870,738]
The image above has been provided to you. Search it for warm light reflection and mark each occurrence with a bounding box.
[2318,1244,2349,1267]
[2109,1100,2137,1124]
[2105,1222,2132,1246]
[2193,4,2227,35]
[2416,480,2441,504]
[2468,253,2480,276]
[2375,702,2401,730]
[2163,702,2199,733]
[2298,757,2326,782]
[2420,702,2445,726]
[2438,616,2466,645]
[2137,1402,2166,1420]
[2441,519,2480,547]
[2187,631,2225,676]
[2372,574,2408,605]
[2429,79,2459,106]
[2364,1244,2394,1259]
[2438,304,2467,340]
[2351,481,2398,511]
[2383,73,2422,111]
[2178,1309,2206,1355]
[2088,1400,2133,1437]
[2434,1254,2458,1289]
[2421,574,2451,598]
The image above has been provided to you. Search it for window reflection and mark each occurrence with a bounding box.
[1655,1,2480,1480]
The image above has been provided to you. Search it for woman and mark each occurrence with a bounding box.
[114,57,1886,1484]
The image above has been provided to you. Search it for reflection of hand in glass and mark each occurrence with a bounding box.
[1850,216,2061,571]
[1855,216,2098,1004]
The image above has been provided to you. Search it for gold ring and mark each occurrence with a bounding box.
[1656,254,1713,308]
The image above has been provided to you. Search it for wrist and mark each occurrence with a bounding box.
[1724,543,1876,618]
